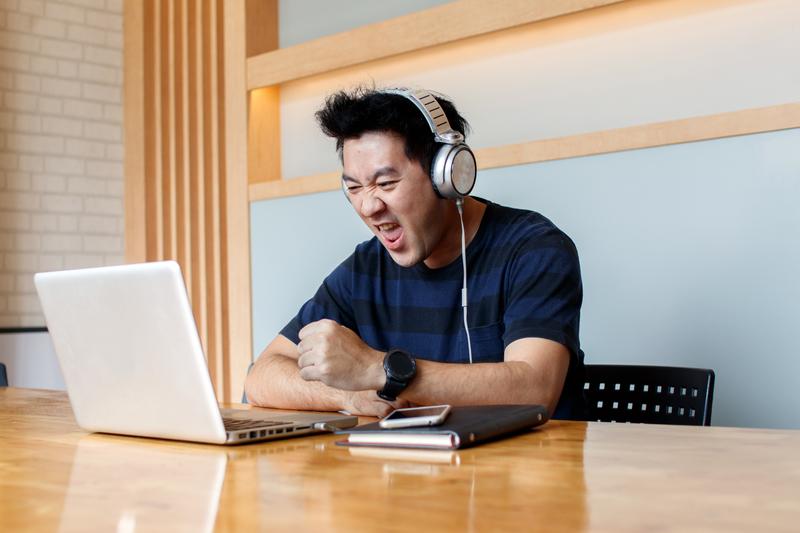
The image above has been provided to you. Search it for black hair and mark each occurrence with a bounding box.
[315,86,471,174]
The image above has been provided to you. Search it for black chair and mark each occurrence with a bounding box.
[583,364,715,426]
[0,362,7,387]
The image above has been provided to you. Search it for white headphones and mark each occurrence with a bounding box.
[384,89,477,200]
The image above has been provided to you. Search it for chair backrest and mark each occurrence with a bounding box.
[583,364,715,426]
[0,362,7,387]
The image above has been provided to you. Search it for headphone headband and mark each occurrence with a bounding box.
[383,89,465,145]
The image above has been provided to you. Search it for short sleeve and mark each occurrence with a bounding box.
[502,231,582,358]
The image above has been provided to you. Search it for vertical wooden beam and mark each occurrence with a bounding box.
[204,0,224,396]
[158,0,172,260]
[175,0,191,290]
[188,0,208,353]
[124,0,252,402]
[150,0,164,261]
[123,0,145,263]
[166,0,178,261]
[222,0,251,403]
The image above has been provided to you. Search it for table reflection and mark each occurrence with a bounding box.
[218,423,588,532]
[58,436,226,533]
[55,422,588,532]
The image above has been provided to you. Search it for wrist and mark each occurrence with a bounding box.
[377,349,416,401]
[370,349,387,390]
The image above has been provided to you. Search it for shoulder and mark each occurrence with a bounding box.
[481,201,578,257]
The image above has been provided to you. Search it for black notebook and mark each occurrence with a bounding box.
[336,404,548,450]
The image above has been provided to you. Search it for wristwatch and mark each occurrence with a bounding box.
[377,349,416,401]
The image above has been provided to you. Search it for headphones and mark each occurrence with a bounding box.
[341,89,477,201]
[385,89,476,200]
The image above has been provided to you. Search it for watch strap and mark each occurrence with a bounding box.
[378,376,406,402]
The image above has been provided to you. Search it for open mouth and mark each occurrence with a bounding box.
[377,223,404,250]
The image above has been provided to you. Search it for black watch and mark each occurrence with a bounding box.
[377,349,416,401]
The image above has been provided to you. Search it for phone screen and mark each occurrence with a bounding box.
[383,406,449,420]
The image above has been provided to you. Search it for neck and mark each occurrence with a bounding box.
[423,197,486,269]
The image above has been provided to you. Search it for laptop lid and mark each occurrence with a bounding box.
[35,261,233,444]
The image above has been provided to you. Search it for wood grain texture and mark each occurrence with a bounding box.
[247,0,628,88]
[245,0,277,58]
[244,1,280,185]
[248,103,800,201]
[247,87,281,183]
[123,0,253,402]
[123,0,146,263]
[222,0,253,406]
[477,102,800,170]
[3,388,800,533]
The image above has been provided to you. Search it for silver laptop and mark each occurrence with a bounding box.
[34,260,357,445]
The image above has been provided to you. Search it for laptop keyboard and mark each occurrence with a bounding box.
[222,418,287,431]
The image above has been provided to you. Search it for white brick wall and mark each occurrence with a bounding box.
[0,0,123,327]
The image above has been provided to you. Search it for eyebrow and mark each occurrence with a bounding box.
[342,166,400,185]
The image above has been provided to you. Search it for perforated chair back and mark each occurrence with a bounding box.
[0,362,7,387]
[584,364,714,426]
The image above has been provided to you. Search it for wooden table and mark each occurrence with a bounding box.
[2,388,799,532]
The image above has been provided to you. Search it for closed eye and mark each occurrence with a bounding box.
[377,180,399,189]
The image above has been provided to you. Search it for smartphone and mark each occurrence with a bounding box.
[379,405,452,429]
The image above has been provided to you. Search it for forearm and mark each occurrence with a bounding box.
[245,352,349,412]
[402,360,558,409]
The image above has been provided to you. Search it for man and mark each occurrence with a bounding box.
[245,87,585,419]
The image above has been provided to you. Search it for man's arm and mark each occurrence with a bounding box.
[295,319,570,416]
[401,338,569,416]
[244,334,404,417]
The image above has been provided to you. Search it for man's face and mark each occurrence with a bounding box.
[342,131,448,268]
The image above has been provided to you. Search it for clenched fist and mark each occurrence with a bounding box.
[296,319,386,391]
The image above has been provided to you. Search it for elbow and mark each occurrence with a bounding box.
[243,369,263,406]
[243,358,275,407]
[515,363,565,417]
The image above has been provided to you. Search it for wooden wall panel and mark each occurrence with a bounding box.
[123,0,145,262]
[124,0,252,402]
[247,0,628,89]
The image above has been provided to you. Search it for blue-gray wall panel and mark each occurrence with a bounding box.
[251,128,800,429]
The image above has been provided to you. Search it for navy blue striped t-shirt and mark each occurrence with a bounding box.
[281,199,586,419]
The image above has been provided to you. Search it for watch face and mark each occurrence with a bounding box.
[387,350,415,380]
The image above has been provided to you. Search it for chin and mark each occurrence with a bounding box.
[387,249,423,268]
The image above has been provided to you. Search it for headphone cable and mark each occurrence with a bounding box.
[456,198,473,364]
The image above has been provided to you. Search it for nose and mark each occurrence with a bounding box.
[357,190,385,218]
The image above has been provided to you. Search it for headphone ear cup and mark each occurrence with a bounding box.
[430,144,476,199]
[430,145,453,199]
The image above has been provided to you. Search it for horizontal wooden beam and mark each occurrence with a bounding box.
[478,102,800,170]
[247,0,627,89]
[249,102,800,202]
[249,171,341,201]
